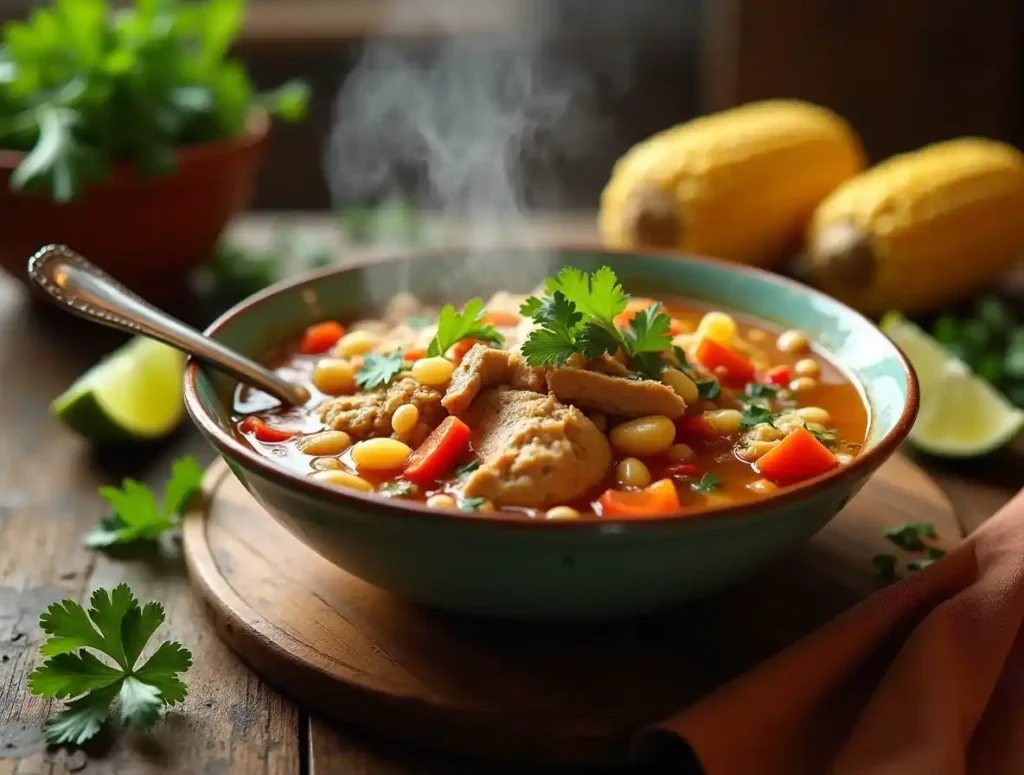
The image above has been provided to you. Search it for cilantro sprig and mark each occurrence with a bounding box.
[691,473,722,493]
[739,404,780,430]
[85,458,204,548]
[355,351,409,390]
[883,522,937,551]
[520,267,674,375]
[427,298,503,358]
[28,584,192,745]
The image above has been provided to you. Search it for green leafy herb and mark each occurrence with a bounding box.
[544,265,629,325]
[519,291,591,366]
[691,473,722,493]
[355,351,409,390]
[744,382,779,402]
[739,404,779,430]
[28,584,192,745]
[883,523,937,551]
[380,481,414,498]
[908,547,947,572]
[696,378,721,400]
[85,458,204,548]
[0,0,309,202]
[454,459,480,479]
[459,496,488,511]
[807,425,839,447]
[872,553,899,582]
[427,298,503,358]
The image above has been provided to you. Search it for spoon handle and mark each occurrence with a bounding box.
[27,244,310,407]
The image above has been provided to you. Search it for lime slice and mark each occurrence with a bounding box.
[52,337,186,445]
[881,312,1023,457]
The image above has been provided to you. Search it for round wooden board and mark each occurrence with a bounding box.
[183,456,959,768]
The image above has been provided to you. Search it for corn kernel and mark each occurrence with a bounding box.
[696,311,738,345]
[391,404,420,436]
[410,356,456,387]
[351,438,412,470]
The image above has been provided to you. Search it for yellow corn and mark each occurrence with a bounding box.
[803,138,1024,315]
[600,100,864,267]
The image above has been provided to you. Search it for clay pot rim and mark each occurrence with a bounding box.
[0,107,270,187]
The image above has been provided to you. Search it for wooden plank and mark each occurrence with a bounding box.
[0,280,301,775]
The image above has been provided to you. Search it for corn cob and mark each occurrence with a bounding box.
[803,138,1024,316]
[599,100,865,267]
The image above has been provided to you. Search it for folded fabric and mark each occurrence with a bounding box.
[639,487,1024,775]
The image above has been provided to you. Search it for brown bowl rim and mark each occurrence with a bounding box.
[183,245,920,532]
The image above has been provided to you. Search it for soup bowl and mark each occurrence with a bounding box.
[184,247,918,621]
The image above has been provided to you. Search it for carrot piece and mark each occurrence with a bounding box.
[481,310,521,327]
[404,416,472,485]
[695,338,754,386]
[665,463,701,478]
[451,338,481,365]
[239,417,300,443]
[598,479,681,518]
[299,321,345,355]
[765,365,791,386]
[756,426,838,486]
[404,347,427,362]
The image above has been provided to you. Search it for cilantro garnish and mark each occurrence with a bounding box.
[696,378,721,400]
[883,523,937,551]
[380,481,415,497]
[744,382,779,402]
[808,426,839,447]
[459,496,488,511]
[739,405,779,430]
[427,298,503,358]
[908,547,946,571]
[28,584,192,745]
[872,553,899,582]
[520,267,675,374]
[691,473,722,493]
[355,351,409,390]
[85,458,204,549]
[454,459,480,478]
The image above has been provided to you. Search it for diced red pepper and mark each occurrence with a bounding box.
[765,365,791,387]
[665,463,701,478]
[481,310,521,327]
[404,416,472,485]
[239,417,300,443]
[756,426,838,486]
[695,338,754,387]
[451,338,481,365]
[404,347,427,362]
[598,479,681,518]
[299,321,345,355]
[674,414,713,441]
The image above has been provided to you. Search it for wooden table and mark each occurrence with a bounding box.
[0,215,1019,775]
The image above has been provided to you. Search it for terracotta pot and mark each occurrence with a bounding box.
[0,110,269,304]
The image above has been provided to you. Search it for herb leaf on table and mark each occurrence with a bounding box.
[28,584,192,745]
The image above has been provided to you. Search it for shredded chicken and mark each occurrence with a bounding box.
[441,344,546,414]
[546,368,687,418]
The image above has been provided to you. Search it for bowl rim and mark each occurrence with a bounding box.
[183,245,920,531]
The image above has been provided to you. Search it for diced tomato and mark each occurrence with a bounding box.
[695,338,754,387]
[481,310,521,327]
[598,479,681,518]
[239,417,300,443]
[298,321,345,355]
[674,414,713,442]
[765,365,791,386]
[451,338,481,365]
[756,426,838,486]
[404,348,427,362]
[404,416,472,485]
[665,463,701,478]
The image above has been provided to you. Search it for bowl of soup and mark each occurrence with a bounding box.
[184,248,917,620]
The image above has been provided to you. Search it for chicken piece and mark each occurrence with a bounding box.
[319,377,445,443]
[587,353,630,376]
[441,344,546,414]
[546,368,686,418]
[461,388,612,508]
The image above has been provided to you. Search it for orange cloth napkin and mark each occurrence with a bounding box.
[641,486,1024,775]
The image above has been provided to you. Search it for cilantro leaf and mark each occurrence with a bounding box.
[808,426,839,447]
[427,298,503,358]
[908,547,947,571]
[85,457,204,549]
[696,378,721,400]
[28,584,192,745]
[872,553,899,582]
[454,459,480,478]
[883,523,937,551]
[624,302,673,355]
[744,383,779,401]
[521,327,581,367]
[740,405,779,429]
[576,322,623,361]
[380,480,415,497]
[355,351,408,390]
[545,266,628,326]
[691,473,722,493]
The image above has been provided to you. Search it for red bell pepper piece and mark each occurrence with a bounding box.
[598,479,681,518]
[404,416,472,485]
[239,417,300,443]
[299,321,345,355]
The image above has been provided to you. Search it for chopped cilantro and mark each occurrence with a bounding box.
[691,473,722,493]
[454,459,480,478]
[427,298,503,358]
[744,382,779,401]
[459,496,488,511]
[380,481,415,497]
[908,547,947,571]
[544,265,628,325]
[696,378,721,400]
[872,553,899,582]
[739,404,779,429]
[355,351,408,390]
[519,292,591,366]
[883,523,937,551]
[808,425,839,447]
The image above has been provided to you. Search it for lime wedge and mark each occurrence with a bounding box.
[881,312,1023,457]
[52,337,186,445]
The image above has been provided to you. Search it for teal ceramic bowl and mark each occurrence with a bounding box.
[184,248,918,621]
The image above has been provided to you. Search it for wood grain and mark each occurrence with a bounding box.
[184,455,959,769]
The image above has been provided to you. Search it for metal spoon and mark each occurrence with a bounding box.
[27,244,311,406]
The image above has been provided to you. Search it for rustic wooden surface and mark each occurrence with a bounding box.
[0,214,1019,774]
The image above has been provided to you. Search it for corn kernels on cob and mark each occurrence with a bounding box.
[599,100,865,267]
[803,138,1024,316]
